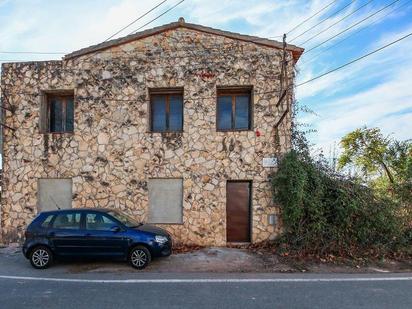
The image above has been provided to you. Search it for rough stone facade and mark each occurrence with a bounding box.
[0,21,301,245]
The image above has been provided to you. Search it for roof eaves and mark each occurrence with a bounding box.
[64,20,304,61]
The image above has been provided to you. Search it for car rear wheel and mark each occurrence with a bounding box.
[29,246,53,269]
[129,246,151,269]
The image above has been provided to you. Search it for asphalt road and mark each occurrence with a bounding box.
[1,248,411,308]
[1,273,412,309]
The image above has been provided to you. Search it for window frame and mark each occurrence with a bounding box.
[149,88,184,133]
[40,90,75,134]
[216,87,253,132]
[47,94,74,133]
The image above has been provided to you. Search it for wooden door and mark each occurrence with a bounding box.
[226,181,251,242]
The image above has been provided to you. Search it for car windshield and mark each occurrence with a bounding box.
[107,210,141,228]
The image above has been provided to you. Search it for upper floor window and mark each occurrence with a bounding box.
[40,92,74,133]
[217,88,252,131]
[150,89,183,132]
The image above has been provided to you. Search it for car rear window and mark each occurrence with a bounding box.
[40,215,54,228]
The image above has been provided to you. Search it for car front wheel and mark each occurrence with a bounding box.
[129,246,151,269]
[29,246,53,269]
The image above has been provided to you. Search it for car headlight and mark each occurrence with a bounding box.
[155,235,168,244]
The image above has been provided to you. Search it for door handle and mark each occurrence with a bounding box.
[85,233,91,237]
[48,232,55,237]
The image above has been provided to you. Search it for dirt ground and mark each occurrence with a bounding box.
[161,247,412,274]
[2,244,410,274]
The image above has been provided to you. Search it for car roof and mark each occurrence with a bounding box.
[39,208,116,215]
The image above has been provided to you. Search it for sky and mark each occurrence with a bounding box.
[1,0,411,157]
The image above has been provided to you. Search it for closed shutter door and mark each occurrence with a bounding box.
[38,179,72,211]
[226,181,251,242]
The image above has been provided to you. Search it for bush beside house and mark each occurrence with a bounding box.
[271,147,411,257]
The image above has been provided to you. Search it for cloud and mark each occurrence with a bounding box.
[0,0,181,60]
[310,22,412,135]
[0,0,392,59]
[183,0,291,29]
[307,52,412,151]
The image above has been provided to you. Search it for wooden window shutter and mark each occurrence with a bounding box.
[39,93,48,133]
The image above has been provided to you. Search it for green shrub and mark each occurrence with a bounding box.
[272,151,410,255]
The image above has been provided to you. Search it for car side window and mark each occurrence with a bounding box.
[52,213,81,229]
[41,215,54,228]
[86,213,117,231]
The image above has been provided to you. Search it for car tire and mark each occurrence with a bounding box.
[29,246,53,269]
[129,246,151,270]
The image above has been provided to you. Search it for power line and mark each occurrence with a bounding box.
[296,30,412,87]
[104,0,168,42]
[0,1,170,57]
[0,32,287,57]
[4,30,412,101]
[287,0,340,34]
[77,1,181,64]
[3,19,411,100]
[1,59,37,62]
[0,35,293,63]
[66,33,291,63]
[0,49,285,65]
[0,1,365,57]
[0,51,65,54]
[73,1,183,65]
[289,0,357,43]
[1,3,288,58]
[298,0,374,46]
[304,0,402,54]
[129,0,185,35]
[300,0,411,65]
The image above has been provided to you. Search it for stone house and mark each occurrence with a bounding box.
[0,18,303,245]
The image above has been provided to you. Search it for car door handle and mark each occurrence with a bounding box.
[48,232,55,237]
[85,233,92,237]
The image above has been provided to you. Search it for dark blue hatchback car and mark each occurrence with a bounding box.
[23,208,172,269]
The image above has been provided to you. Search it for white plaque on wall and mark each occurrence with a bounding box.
[262,157,277,167]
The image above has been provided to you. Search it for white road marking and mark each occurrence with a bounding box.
[0,275,411,283]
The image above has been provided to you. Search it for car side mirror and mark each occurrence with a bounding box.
[110,226,121,232]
